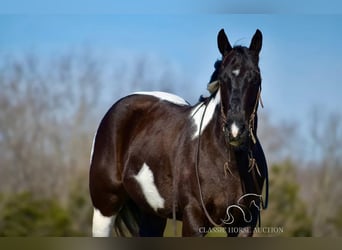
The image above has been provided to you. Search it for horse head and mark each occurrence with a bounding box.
[211,29,263,149]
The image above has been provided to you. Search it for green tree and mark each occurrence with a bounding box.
[0,192,75,236]
[261,161,312,236]
[66,171,93,236]
[327,206,342,236]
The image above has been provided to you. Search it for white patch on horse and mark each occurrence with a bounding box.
[231,122,239,138]
[89,131,97,164]
[134,163,165,211]
[190,88,221,139]
[232,69,240,76]
[92,208,115,237]
[132,91,189,106]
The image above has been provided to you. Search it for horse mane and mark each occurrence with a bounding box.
[198,59,222,102]
[209,60,222,83]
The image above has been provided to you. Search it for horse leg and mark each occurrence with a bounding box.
[225,226,240,237]
[92,208,115,237]
[139,212,167,237]
[225,208,258,237]
[90,188,125,237]
[89,153,125,236]
[182,204,206,237]
[225,225,253,237]
[237,208,259,237]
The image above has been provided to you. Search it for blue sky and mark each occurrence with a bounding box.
[1,2,342,142]
[1,0,342,14]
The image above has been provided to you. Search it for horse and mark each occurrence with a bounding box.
[89,29,268,237]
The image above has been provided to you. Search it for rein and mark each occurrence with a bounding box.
[194,97,223,227]
[194,82,269,229]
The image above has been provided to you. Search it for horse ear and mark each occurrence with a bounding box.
[217,29,232,56]
[249,29,262,54]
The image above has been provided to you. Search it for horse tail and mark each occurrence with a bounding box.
[114,199,141,237]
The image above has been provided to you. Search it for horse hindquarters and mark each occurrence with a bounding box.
[89,102,131,236]
[89,139,125,236]
[89,96,163,237]
[90,156,124,237]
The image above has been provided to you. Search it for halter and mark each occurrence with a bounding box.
[207,79,263,146]
[211,48,263,142]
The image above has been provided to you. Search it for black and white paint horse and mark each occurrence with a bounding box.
[89,29,268,237]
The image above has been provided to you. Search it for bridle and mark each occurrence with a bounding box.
[207,48,264,147]
[207,76,263,149]
[220,84,262,147]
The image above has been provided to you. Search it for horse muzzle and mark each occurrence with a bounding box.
[224,118,249,148]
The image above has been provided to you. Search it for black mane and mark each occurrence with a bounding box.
[209,60,222,83]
